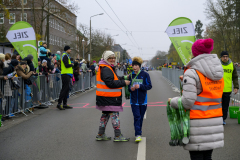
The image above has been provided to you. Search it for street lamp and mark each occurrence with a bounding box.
[90,13,104,60]
[82,39,85,59]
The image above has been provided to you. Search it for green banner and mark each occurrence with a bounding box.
[166,17,196,65]
[6,21,38,68]
[6,21,40,90]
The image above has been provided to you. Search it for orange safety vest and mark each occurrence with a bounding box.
[190,70,224,119]
[96,64,122,97]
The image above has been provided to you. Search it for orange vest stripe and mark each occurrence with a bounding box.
[190,70,224,119]
[96,64,122,97]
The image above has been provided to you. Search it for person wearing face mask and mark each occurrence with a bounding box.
[220,51,239,125]
[95,51,131,142]
[128,57,152,142]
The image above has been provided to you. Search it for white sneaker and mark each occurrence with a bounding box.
[135,136,142,142]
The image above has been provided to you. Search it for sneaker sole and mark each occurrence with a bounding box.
[135,139,142,142]
[96,138,111,141]
[113,140,130,142]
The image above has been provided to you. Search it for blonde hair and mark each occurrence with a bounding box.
[132,57,143,64]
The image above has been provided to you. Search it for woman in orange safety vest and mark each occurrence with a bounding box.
[168,39,224,160]
[95,51,131,142]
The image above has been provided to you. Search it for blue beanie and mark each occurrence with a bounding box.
[38,58,41,62]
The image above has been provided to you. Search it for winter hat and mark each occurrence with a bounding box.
[10,59,19,67]
[192,38,214,57]
[38,58,41,62]
[56,51,61,55]
[132,57,143,67]
[20,60,27,65]
[81,59,86,63]
[102,51,115,62]
[64,46,71,51]
[93,60,96,63]
[221,51,229,57]
[42,59,47,64]
[27,54,33,60]
[52,54,55,57]
[0,53,5,60]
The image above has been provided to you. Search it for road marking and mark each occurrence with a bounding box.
[144,111,147,119]
[137,137,146,160]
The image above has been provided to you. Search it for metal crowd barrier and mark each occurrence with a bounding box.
[0,72,97,118]
[162,68,184,91]
[117,69,124,77]
[162,68,240,107]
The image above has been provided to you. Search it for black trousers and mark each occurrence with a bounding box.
[189,150,213,160]
[222,92,232,120]
[58,74,71,105]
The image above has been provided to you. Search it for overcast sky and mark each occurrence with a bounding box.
[73,0,209,60]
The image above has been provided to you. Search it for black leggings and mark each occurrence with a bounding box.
[189,150,213,160]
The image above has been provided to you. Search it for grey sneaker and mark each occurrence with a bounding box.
[96,134,111,141]
[114,134,130,142]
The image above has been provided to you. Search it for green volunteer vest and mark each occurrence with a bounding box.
[61,52,73,75]
[222,62,233,92]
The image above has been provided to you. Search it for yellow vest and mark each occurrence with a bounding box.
[222,62,233,92]
[61,52,73,75]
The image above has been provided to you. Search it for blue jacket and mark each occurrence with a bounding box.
[128,70,152,105]
[39,46,47,57]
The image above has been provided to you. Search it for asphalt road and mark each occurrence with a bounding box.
[0,71,240,160]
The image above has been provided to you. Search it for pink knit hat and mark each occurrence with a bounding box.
[191,38,214,57]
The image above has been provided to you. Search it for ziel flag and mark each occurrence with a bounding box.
[6,21,38,68]
[166,17,196,65]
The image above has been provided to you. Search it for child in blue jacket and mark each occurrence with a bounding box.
[128,57,152,142]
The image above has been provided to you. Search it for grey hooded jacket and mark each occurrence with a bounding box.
[170,54,224,151]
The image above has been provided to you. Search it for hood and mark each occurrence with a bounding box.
[186,54,223,81]
[99,59,113,67]
[23,57,32,65]
[221,58,232,66]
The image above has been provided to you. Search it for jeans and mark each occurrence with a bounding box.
[222,92,231,120]
[189,150,213,160]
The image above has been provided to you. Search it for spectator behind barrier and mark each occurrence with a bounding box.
[73,61,80,81]
[0,53,5,63]
[3,59,19,75]
[40,60,51,76]
[4,53,11,68]
[81,59,87,73]
[16,61,33,79]
[56,51,61,61]
[52,62,61,74]
[90,62,95,76]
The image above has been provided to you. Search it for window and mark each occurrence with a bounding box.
[21,13,27,21]
[0,13,4,24]
[50,35,52,45]
[9,0,14,5]
[55,20,57,29]
[60,38,62,47]
[52,19,55,29]
[57,37,59,46]
[9,13,15,24]
[21,0,27,5]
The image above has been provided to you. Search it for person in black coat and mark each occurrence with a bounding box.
[90,62,96,76]
[3,59,19,75]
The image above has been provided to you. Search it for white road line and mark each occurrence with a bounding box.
[137,137,146,160]
[144,111,147,119]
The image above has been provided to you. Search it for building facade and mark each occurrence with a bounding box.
[0,0,78,55]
